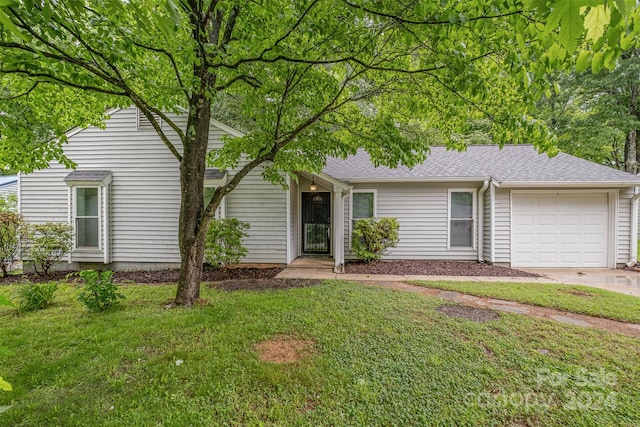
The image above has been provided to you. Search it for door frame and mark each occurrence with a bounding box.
[299,190,333,256]
[509,189,618,268]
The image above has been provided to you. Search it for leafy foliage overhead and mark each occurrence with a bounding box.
[0,0,637,176]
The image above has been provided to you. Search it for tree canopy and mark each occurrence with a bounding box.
[537,49,640,172]
[0,0,638,305]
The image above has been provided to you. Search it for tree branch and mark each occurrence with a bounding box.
[0,82,39,100]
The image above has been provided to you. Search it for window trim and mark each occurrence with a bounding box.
[73,186,102,250]
[350,189,377,248]
[447,188,477,250]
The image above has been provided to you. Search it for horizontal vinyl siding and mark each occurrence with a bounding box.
[345,182,481,260]
[494,188,511,263]
[618,188,633,264]
[225,167,287,264]
[20,107,287,265]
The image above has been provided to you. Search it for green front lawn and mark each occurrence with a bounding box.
[413,280,640,323]
[1,281,639,426]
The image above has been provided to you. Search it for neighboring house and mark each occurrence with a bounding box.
[0,175,17,196]
[18,107,640,272]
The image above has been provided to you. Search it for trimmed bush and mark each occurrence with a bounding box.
[13,281,58,312]
[77,270,124,312]
[26,223,73,276]
[352,217,400,262]
[205,218,250,269]
[0,212,23,277]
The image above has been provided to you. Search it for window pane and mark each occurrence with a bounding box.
[77,188,99,216]
[450,219,473,247]
[76,217,99,247]
[353,192,374,219]
[451,192,473,219]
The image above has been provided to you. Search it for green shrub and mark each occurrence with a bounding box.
[352,217,400,262]
[0,213,23,277]
[204,218,250,269]
[13,281,58,312]
[26,223,73,276]
[0,193,17,213]
[77,270,124,312]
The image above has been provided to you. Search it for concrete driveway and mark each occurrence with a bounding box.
[519,268,640,297]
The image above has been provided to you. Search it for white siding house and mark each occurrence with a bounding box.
[18,112,640,271]
[20,107,287,271]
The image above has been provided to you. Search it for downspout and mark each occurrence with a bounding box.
[477,179,490,262]
[630,187,640,265]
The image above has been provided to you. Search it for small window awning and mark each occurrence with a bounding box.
[205,168,227,185]
[64,170,113,186]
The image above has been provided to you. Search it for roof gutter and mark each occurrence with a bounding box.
[499,181,640,188]
[339,176,491,184]
[630,187,640,264]
[477,180,490,263]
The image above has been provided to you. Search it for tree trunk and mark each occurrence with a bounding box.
[629,83,638,174]
[626,129,637,174]
[174,100,212,306]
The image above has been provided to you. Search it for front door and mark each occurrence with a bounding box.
[302,192,331,254]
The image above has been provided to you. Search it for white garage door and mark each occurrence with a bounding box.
[512,192,609,267]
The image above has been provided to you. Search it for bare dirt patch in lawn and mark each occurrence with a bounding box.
[210,278,322,292]
[345,260,539,277]
[254,335,316,363]
[437,304,500,322]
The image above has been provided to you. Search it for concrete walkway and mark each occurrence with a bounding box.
[275,264,640,336]
[276,266,640,297]
[520,268,640,297]
[367,281,640,338]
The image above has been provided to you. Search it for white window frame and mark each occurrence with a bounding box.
[447,188,477,250]
[73,186,102,250]
[350,189,377,247]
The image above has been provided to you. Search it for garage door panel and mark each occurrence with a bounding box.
[512,192,609,267]
[560,233,579,244]
[584,233,603,244]
[538,215,557,225]
[538,233,557,244]
[561,214,580,226]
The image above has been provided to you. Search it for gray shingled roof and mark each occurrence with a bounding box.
[205,169,226,180]
[323,145,640,184]
[64,170,112,181]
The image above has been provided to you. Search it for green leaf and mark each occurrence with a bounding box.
[0,405,12,414]
[584,5,611,41]
[614,0,635,16]
[0,377,11,392]
[575,50,592,72]
[591,49,605,73]
[620,34,635,50]
[0,8,20,35]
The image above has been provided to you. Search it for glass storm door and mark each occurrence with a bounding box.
[302,192,331,254]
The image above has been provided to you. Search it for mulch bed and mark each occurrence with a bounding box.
[211,278,322,292]
[345,260,539,277]
[0,266,284,285]
[437,305,500,322]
